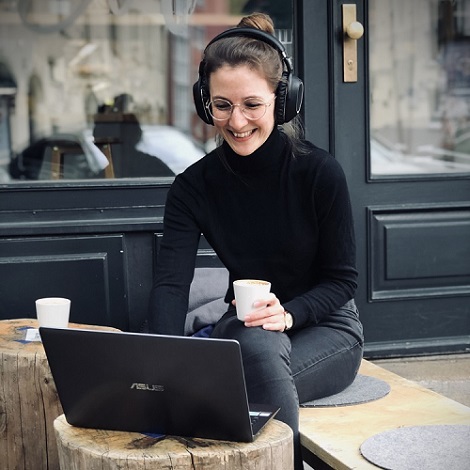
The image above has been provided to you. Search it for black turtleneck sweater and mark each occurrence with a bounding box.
[149,128,357,335]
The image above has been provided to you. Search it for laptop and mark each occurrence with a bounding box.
[39,327,279,442]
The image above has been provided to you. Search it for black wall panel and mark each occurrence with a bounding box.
[0,235,128,329]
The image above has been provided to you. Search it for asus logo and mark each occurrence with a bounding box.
[130,383,164,392]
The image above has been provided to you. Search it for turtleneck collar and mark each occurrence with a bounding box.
[220,127,286,174]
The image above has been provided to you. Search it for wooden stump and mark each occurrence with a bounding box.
[0,318,118,470]
[54,414,294,470]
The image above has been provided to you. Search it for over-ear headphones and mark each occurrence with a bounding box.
[193,27,304,126]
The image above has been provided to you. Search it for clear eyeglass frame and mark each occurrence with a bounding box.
[205,97,275,121]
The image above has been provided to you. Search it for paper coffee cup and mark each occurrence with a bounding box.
[35,297,71,328]
[233,279,271,321]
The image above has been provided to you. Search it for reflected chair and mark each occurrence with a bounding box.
[50,138,116,179]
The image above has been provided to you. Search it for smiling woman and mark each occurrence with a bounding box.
[149,12,363,470]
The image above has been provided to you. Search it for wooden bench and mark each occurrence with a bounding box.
[299,359,470,470]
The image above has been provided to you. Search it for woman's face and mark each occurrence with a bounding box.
[208,64,276,156]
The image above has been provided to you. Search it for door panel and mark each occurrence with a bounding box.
[369,206,470,299]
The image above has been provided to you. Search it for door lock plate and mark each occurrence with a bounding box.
[342,4,364,82]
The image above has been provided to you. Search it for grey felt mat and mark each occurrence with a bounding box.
[360,424,470,470]
[300,374,391,407]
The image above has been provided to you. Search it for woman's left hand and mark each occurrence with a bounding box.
[232,293,286,332]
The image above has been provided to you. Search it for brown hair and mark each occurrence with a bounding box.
[202,13,283,95]
[237,12,275,33]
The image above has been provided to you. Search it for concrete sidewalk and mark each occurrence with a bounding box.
[372,353,470,407]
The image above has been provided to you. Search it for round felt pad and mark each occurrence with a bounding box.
[300,374,391,407]
[360,424,470,470]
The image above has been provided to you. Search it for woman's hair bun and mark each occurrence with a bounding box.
[237,12,275,34]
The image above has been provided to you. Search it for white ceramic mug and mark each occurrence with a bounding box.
[35,297,71,328]
[233,279,271,321]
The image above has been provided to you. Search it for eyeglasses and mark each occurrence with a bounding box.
[206,97,275,121]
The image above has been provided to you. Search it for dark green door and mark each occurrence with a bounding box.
[298,0,470,357]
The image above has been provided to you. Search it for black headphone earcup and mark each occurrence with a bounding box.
[275,74,289,125]
[275,74,304,125]
[193,71,213,125]
[285,76,304,123]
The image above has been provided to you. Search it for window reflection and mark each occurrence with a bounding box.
[0,0,293,183]
[369,0,470,176]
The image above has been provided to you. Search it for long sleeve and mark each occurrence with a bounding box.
[281,155,357,327]
[148,175,202,335]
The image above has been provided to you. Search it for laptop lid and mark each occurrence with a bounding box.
[40,327,279,442]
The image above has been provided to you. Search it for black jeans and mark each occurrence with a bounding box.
[211,299,364,470]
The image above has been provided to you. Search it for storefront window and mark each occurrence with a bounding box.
[0,0,293,183]
[369,0,470,176]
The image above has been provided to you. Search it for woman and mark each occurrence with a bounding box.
[149,13,364,469]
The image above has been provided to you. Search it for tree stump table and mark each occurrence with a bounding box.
[54,414,293,470]
[0,318,118,470]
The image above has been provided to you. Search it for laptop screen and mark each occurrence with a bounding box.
[40,327,278,442]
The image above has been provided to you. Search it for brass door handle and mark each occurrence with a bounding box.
[342,4,364,82]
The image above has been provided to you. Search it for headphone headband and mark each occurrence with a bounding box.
[204,28,292,72]
[193,27,303,126]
